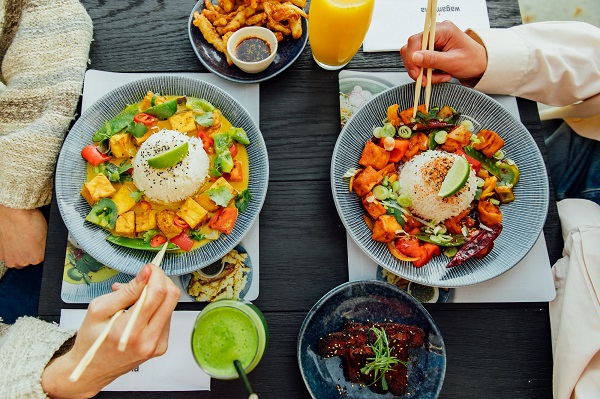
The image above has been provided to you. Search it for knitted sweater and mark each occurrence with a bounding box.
[0,0,91,396]
[0,0,92,278]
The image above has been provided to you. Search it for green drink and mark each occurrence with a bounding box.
[191,299,268,379]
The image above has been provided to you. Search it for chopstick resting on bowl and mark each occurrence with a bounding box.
[412,0,438,117]
[68,242,169,382]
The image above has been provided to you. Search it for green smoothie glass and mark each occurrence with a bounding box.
[191,299,268,379]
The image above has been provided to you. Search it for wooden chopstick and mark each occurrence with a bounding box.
[118,242,168,352]
[412,0,438,117]
[69,310,124,382]
[424,0,438,113]
[69,242,170,382]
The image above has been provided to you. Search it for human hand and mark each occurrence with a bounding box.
[400,21,488,86]
[0,204,48,268]
[41,264,180,399]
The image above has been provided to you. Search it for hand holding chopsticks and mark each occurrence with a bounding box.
[59,243,178,395]
[412,0,438,117]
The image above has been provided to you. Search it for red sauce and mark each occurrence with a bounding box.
[235,37,271,63]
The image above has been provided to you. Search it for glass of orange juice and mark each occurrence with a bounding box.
[308,0,375,70]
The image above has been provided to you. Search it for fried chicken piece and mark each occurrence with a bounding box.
[246,12,267,26]
[221,6,247,34]
[219,0,235,12]
[193,12,227,53]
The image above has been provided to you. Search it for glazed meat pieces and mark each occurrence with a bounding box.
[318,321,425,396]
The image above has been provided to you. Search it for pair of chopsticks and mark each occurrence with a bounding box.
[69,243,169,382]
[412,0,439,118]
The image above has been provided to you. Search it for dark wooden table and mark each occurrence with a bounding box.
[39,0,560,397]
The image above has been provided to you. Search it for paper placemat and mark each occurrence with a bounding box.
[60,309,210,391]
[340,70,556,303]
[363,0,490,52]
[60,70,260,304]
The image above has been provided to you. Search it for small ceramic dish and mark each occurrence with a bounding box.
[226,26,278,74]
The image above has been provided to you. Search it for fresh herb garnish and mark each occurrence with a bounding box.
[189,229,205,241]
[360,326,410,391]
[235,189,252,212]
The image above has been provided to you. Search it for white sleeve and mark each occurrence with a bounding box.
[467,21,600,109]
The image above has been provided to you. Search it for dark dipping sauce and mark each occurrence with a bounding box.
[235,37,271,63]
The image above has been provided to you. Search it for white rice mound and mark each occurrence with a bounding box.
[398,150,477,222]
[133,129,210,204]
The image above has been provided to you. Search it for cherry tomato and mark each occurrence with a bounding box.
[134,113,158,125]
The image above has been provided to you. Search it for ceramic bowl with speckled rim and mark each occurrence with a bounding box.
[55,75,268,276]
[298,280,446,398]
[331,82,549,287]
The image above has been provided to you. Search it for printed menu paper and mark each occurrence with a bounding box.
[60,309,210,391]
[363,0,490,52]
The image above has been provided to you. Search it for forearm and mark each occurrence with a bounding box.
[0,318,76,399]
[470,21,600,109]
[0,0,92,209]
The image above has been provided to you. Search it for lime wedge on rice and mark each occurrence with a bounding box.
[147,142,189,169]
[438,156,470,198]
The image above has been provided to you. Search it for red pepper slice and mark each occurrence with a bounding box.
[134,113,158,126]
[197,129,214,153]
[229,143,239,158]
[457,147,481,173]
[150,234,167,248]
[81,144,112,166]
[209,207,238,235]
[170,231,194,252]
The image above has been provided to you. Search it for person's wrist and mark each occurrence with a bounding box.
[41,352,100,399]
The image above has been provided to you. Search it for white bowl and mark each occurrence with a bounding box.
[227,27,278,74]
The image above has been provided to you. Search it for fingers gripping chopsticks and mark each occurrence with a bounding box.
[68,242,169,382]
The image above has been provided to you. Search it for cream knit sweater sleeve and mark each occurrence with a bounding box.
[0,317,76,398]
[0,0,93,209]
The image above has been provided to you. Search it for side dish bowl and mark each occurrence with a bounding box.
[297,280,446,398]
[227,26,278,74]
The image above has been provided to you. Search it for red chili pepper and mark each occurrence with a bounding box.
[150,234,167,248]
[81,144,112,166]
[134,113,158,125]
[447,223,502,268]
[173,215,190,229]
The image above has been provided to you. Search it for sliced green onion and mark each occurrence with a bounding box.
[490,198,500,205]
[493,149,505,160]
[373,126,383,138]
[433,225,447,235]
[398,125,412,139]
[391,181,401,193]
[342,168,359,179]
[388,192,398,200]
[373,185,390,200]
[460,119,475,132]
[397,193,412,208]
[382,176,389,186]
[444,247,458,257]
[434,130,447,144]
[461,225,469,237]
[381,123,396,138]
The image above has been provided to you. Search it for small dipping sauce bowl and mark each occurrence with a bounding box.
[227,26,278,74]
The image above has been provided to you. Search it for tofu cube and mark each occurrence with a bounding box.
[168,111,197,133]
[81,174,116,205]
[194,177,238,211]
[372,215,402,243]
[157,210,183,239]
[115,211,135,236]
[111,185,137,215]
[135,209,157,233]
[109,132,137,158]
[177,198,209,229]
